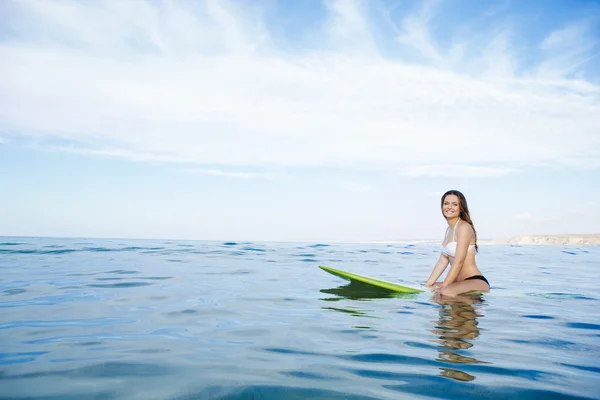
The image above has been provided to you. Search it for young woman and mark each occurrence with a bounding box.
[425,190,490,297]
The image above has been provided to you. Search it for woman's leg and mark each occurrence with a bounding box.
[439,279,490,297]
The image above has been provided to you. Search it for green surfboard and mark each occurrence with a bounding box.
[319,265,425,294]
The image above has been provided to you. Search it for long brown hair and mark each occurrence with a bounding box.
[441,190,478,252]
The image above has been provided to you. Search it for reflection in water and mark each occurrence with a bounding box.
[430,295,490,382]
[319,283,491,382]
[320,282,419,302]
[322,306,377,318]
[320,282,419,329]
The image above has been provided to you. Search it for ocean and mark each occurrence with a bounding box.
[1,237,598,399]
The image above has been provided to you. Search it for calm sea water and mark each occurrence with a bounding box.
[0,236,598,400]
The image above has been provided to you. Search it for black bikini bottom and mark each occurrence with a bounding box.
[465,275,489,286]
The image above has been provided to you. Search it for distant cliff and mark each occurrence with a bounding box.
[505,234,600,246]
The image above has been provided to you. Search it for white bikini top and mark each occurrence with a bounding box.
[441,219,475,257]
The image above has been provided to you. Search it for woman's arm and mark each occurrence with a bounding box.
[442,224,473,286]
[425,254,450,286]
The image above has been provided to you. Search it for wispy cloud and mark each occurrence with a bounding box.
[515,212,532,221]
[538,20,598,78]
[399,165,517,178]
[1,0,599,178]
[326,0,375,54]
[184,168,273,179]
[480,28,516,78]
[340,181,372,192]
[394,0,443,63]
[567,200,600,217]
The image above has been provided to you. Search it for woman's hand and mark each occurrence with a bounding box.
[425,281,443,291]
[432,282,449,293]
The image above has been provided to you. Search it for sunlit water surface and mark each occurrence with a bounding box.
[1,237,598,399]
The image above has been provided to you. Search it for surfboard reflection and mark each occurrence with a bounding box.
[429,295,491,381]
[319,282,401,327]
[320,281,420,301]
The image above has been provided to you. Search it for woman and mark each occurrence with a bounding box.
[425,190,490,297]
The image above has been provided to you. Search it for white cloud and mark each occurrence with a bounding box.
[538,21,597,78]
[567,200,599,217]
[394,0,443,63]
[480,28,516,78]
[0,137,5,144]
[184,168,272,179]
[515,212,532,221]
[326,0,375,54]
[340,181,372,192]
[399,165,517,178]
[1,0,599,177]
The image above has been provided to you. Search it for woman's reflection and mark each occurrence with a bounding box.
[430,294,490,381]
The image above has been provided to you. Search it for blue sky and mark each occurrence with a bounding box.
[1,0,599,242]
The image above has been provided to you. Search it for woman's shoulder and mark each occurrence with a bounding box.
[457,220,474,235]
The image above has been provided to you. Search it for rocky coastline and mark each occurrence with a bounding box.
[501,234,600,246]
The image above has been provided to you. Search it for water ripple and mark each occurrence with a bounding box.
[0,351,48,365]
[0,318,135,329]
[174,386,381,400]
[87,282,153,288]
[566,322,600,330]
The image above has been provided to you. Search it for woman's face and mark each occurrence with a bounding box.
[442,194,460,219]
